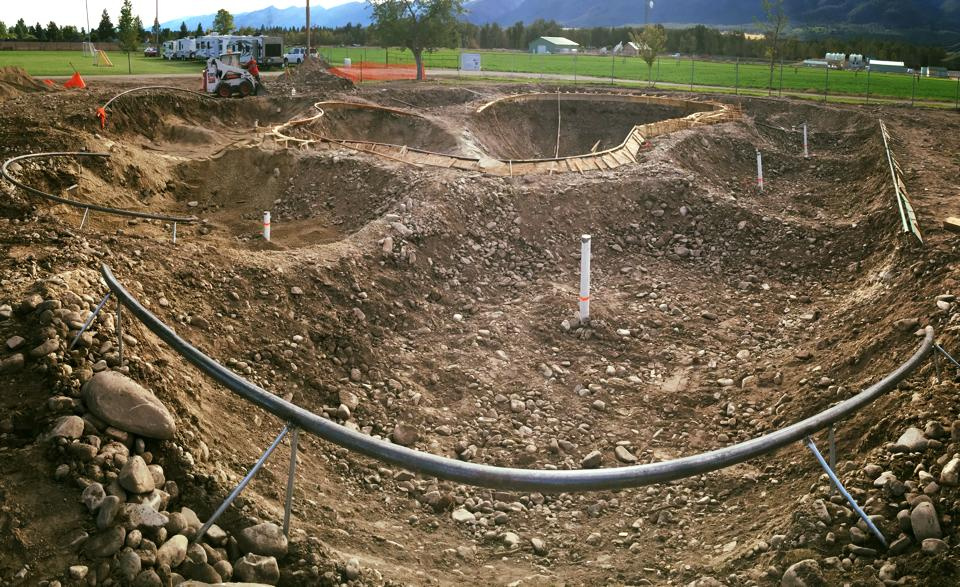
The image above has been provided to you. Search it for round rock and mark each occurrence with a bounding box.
[82,371,176,440]
[236,522,288,557]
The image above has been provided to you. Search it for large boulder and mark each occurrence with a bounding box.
[236,522,288,557]
[81,371,176,440]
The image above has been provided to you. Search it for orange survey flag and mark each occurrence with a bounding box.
[64,72,86,89]
[95,107,107,129]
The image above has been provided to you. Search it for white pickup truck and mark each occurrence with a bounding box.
[283,47,315,64]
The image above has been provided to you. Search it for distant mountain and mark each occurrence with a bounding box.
[160,4,371,31]
[462,0,960,29]
[160,1,960,33]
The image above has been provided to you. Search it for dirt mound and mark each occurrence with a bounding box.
[270,57,354,95]
[0,66,54,101]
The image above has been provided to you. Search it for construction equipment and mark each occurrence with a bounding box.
[204,53,262,98]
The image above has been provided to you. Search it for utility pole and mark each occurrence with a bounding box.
[306,0,311,60]
[154,0,160,53]
[85,0,91,45]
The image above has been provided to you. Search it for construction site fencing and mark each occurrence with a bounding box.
[328,62,423,82]
[316,46,960,109]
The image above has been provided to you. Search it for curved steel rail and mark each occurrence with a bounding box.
[103,85,215,111]
[101,262,934,492]
[2,152,198,223]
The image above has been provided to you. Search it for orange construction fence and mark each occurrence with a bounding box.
[328,62,424,82]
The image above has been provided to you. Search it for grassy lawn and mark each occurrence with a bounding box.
[0,50,201,76]
[321,46,960,104]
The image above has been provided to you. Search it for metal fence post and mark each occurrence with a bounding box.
[806,437,887,547]
[911,74,917,107]
[866,67,871,105]
[735,57,740,95]
[116,298,123,366]
[779,56,784,97]
[690,57,695,92]
[283,427,300,537]
[69,292,111,351]
[955,76,959,111]
[824,65,829,103]
[195,425,290,544]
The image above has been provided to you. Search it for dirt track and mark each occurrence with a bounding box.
[2,69,960,587]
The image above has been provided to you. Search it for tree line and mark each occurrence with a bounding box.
[0,10,947,67]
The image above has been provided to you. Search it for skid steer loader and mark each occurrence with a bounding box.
[204,53,263,98]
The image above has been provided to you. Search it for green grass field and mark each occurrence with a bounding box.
[0,50,201,76]
[2,47,957,105]
[321,46,960,105]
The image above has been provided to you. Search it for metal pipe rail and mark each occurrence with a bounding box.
[100,262,935,492]
[1,152,198,223]
[102,86,215,111]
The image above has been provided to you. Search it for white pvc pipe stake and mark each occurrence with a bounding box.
[263,211,271,241]
[803,123,809,158]
[172,222,177,244]
[756,150,764,192]
[579,234,591,324]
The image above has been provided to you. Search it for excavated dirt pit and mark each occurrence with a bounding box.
[472,96,714,159]
[312,103,463,154]
[1,81,960,587]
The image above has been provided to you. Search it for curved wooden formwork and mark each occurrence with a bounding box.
[269,94,739,176]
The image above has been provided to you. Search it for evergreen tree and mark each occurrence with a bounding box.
[97,9,115,42]
[179,22,188,38]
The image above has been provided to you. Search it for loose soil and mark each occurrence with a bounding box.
[1,74,960,587]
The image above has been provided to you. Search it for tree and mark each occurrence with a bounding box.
[213,9,234,34]
[46,21,61,42]
[195,23,204,37]
[368,0,464,80]
[759,0,787,96]
[118,0,138,73]
[97,9,115,42]
[13,19,28,40]
[179,22,189,38]
[631,24,666,86]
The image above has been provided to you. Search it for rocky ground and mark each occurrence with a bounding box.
[1,68,960,586]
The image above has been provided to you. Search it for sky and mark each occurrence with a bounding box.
[1,1,355,30]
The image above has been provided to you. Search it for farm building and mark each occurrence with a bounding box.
[615,42,643,56]
[529,37,580,54]
[868,59,908,74]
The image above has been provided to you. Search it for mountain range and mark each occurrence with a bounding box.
[160,1,960,32]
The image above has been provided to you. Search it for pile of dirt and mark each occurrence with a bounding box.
[0,66,55,101]
[269,57,354,95]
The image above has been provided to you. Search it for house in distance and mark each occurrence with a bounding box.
[529,36,580,54]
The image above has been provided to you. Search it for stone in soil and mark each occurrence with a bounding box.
[84,526,126,558]
[234,553,280,585]
[781,559,824,587]
[119,456,156,494]
[82,370,176,440]
[156,534,188,568]
[236,522,289,557]
[910,502,942,540]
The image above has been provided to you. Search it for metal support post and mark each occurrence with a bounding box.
[935,343,960,373]
[934,349,942,382]
[283,427,300,537]
[824,65,829,103]
[779,56,784,97]
[828,424,836,472]
[806,437,887,547]
[690,57,694,92]
[579,235,591,324]
[195,425,290,544]
[69,292,111,351]
[866,68,871,105]
[116,299,123,366]
[803,123,809,159]
[79,207,89,230]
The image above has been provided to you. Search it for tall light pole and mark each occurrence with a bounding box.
[306,0,311,59]
[85,0,91,44]
[154,0,160,52]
